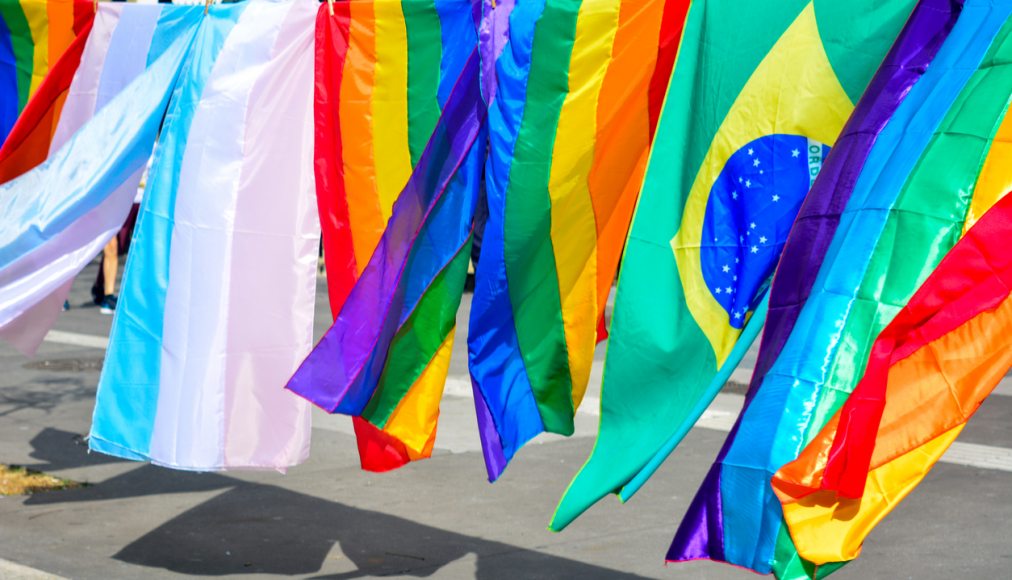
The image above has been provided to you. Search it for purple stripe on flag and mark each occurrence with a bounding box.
[479,0,514,105]
[472,379,508,477]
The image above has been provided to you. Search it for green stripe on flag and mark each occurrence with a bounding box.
[404,0,442,167]
[0,0,34,110]
[503,0,580,435]
[362,238,472,427]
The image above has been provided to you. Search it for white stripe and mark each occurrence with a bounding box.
[993,378,1012,397]
[942,441,1012,472]
[0,558,66,580]
[42,330,109,350]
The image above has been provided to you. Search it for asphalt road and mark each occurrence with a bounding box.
[1,259,1009,579]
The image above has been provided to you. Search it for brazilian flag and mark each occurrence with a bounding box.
[552,0,919,574]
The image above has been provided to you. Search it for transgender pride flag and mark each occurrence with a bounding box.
[1,0,321,472]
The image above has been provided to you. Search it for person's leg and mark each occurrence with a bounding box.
[103,237,118,297]
[97,238,118,314]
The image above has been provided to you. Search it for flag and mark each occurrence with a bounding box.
[314,0,479,312]
[0,3,203,356]
[285,13,486,469]
[311,0,480,471]
[0,0,188,184]
[772,189,1012,566]
[552,0,919,532]
[468,0,688,482]
[0,1,93,183]
[669,1,1012,577]
[90,0,320,471]
[0,0,92,144]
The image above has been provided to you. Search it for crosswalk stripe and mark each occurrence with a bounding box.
[0,558,66,580]
[42,330,108,349]
[41,331,1012,472]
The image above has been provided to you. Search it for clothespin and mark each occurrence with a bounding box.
[327,0,335,17]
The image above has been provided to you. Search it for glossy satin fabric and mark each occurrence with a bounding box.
[286,40,486,438]
[315,0,479,312]
[552,0,916,536]
[469,0,685,485]
[91,4,227,464]
[0,4,93,184]
[310,0,480,471]
[773,192,1012,565]
[0,0,89,144]
[670,1,962,576]
[91,0,319,471]
[0,4,200,356]
[670,2,1012,577]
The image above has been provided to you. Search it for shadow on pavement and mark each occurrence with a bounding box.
[21,428,648,579]
[20,428,122,471]
[115,483,649,579]
[0,378,95,418]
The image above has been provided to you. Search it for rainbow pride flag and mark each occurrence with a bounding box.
[0,2,203,355]
[1,0,182,184]
[0,1,93,183]
[286,1,486,469]
[90,0,320,471]
[0,0,92,144]
[668,1,1012,577]
[311,0,481,471]
[314,0,479,311]
[289,0,686,474]
[772,190,1012,566]
[468,0,688,482]
[551,0,919,532]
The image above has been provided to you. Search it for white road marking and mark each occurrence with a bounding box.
[0,558,67,579]
[42,330,108,350]
[40,331,1012,472]
[942,441,1012,472]
[994,378,1012,397]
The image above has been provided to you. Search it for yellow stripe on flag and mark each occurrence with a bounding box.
[372,0,412,223]
[548,0,621,409]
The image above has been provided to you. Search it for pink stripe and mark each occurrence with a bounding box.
[150,0,317,471]
[221,0,318,469]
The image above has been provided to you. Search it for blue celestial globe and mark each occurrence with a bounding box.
[700,134,830,328]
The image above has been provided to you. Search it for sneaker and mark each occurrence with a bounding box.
[62,300,70,312]
[99,294,117,315]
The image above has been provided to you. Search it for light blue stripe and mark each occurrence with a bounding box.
[146,5,204,67]
[0,11,200,273]
[717,2,1012,572]
[94,6,162,113]
[90,4,247,460]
